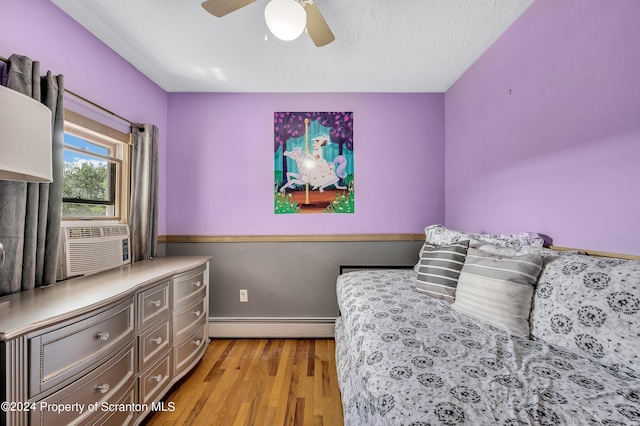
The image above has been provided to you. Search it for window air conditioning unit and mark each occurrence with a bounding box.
[57,224,131,280]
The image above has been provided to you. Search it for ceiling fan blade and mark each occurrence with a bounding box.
[304,2,335,47]
[201,0,257,17]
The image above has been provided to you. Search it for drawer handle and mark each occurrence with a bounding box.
[151,374,163,383]
[96,383,110,394]
[151,337,163,345]
[193,310,202,317]
[96,332,110,341]
[151,299,162,308]
[192,339,202,347]
[193,280,202,287]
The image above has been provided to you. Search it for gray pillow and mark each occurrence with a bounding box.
[415,241,469,302]
[452,248,543,337]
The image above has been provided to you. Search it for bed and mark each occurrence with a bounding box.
[334,226,640,426]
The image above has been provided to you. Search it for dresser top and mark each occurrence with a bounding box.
[0,256,210,341]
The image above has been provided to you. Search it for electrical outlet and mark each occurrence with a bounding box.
[239,289,248,302]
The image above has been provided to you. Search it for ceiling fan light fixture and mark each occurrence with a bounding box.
[264,0,306,41]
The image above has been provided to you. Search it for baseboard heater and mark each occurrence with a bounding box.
[208,317,337,338]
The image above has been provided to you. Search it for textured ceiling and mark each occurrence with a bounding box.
[51,0,533,93]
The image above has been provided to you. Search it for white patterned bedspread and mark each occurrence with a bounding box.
[335,270,640,426]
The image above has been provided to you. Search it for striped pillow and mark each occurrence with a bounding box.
[452,248,543,337]
[415,241,469,302]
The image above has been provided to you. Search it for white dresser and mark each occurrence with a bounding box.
[0,256,210,426]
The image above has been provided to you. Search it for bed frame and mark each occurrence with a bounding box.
[550,245,640,260]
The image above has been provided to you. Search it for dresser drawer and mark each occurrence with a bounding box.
[139,352,172,405]
[137,280,170,331]
[138,317,171,371]
[30,343,135,426]
[173,325,207,378]
[28,297,135,397]
[173,266,206,309]
[95,383,136,426]
[173,297,207,343]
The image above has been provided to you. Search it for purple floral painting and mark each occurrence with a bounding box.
[274,112,354,214]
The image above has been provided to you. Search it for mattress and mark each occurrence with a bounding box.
[335,269,640,425]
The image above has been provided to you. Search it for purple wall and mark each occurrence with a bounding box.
[0,0,169,235]
[445,0,640,254]
[8,0,637,252]
[166,92,444,235]
[0,0,444,238]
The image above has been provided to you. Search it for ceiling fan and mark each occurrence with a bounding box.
[201,0,335,47]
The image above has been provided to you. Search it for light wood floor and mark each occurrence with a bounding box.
[142,339,344,426]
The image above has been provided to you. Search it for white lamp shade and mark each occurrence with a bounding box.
[0,85,52,182]
[264,0,307,41]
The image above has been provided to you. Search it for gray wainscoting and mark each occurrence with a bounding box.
[165,240,421,320]
[156,242,166,258]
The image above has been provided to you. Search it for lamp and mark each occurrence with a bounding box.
[0,85,52,182]
[264,0,307,41]
[0,84,52,275]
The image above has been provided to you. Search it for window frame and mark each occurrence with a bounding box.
[62,110,131,222]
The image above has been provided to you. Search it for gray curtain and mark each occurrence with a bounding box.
[0,54,64,296]
[129,124,158,261]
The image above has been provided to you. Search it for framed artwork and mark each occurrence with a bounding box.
[274,112,354,214]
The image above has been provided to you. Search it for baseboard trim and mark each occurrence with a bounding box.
[208,317,337,338]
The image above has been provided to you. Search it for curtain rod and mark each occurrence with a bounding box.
[1,55,136,127]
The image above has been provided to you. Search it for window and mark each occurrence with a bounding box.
[63,110,130,221]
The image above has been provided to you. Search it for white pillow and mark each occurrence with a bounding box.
[452,248,543,337]
[424,225,545,254]
[469,239,518,256]
[530,253,640,371]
